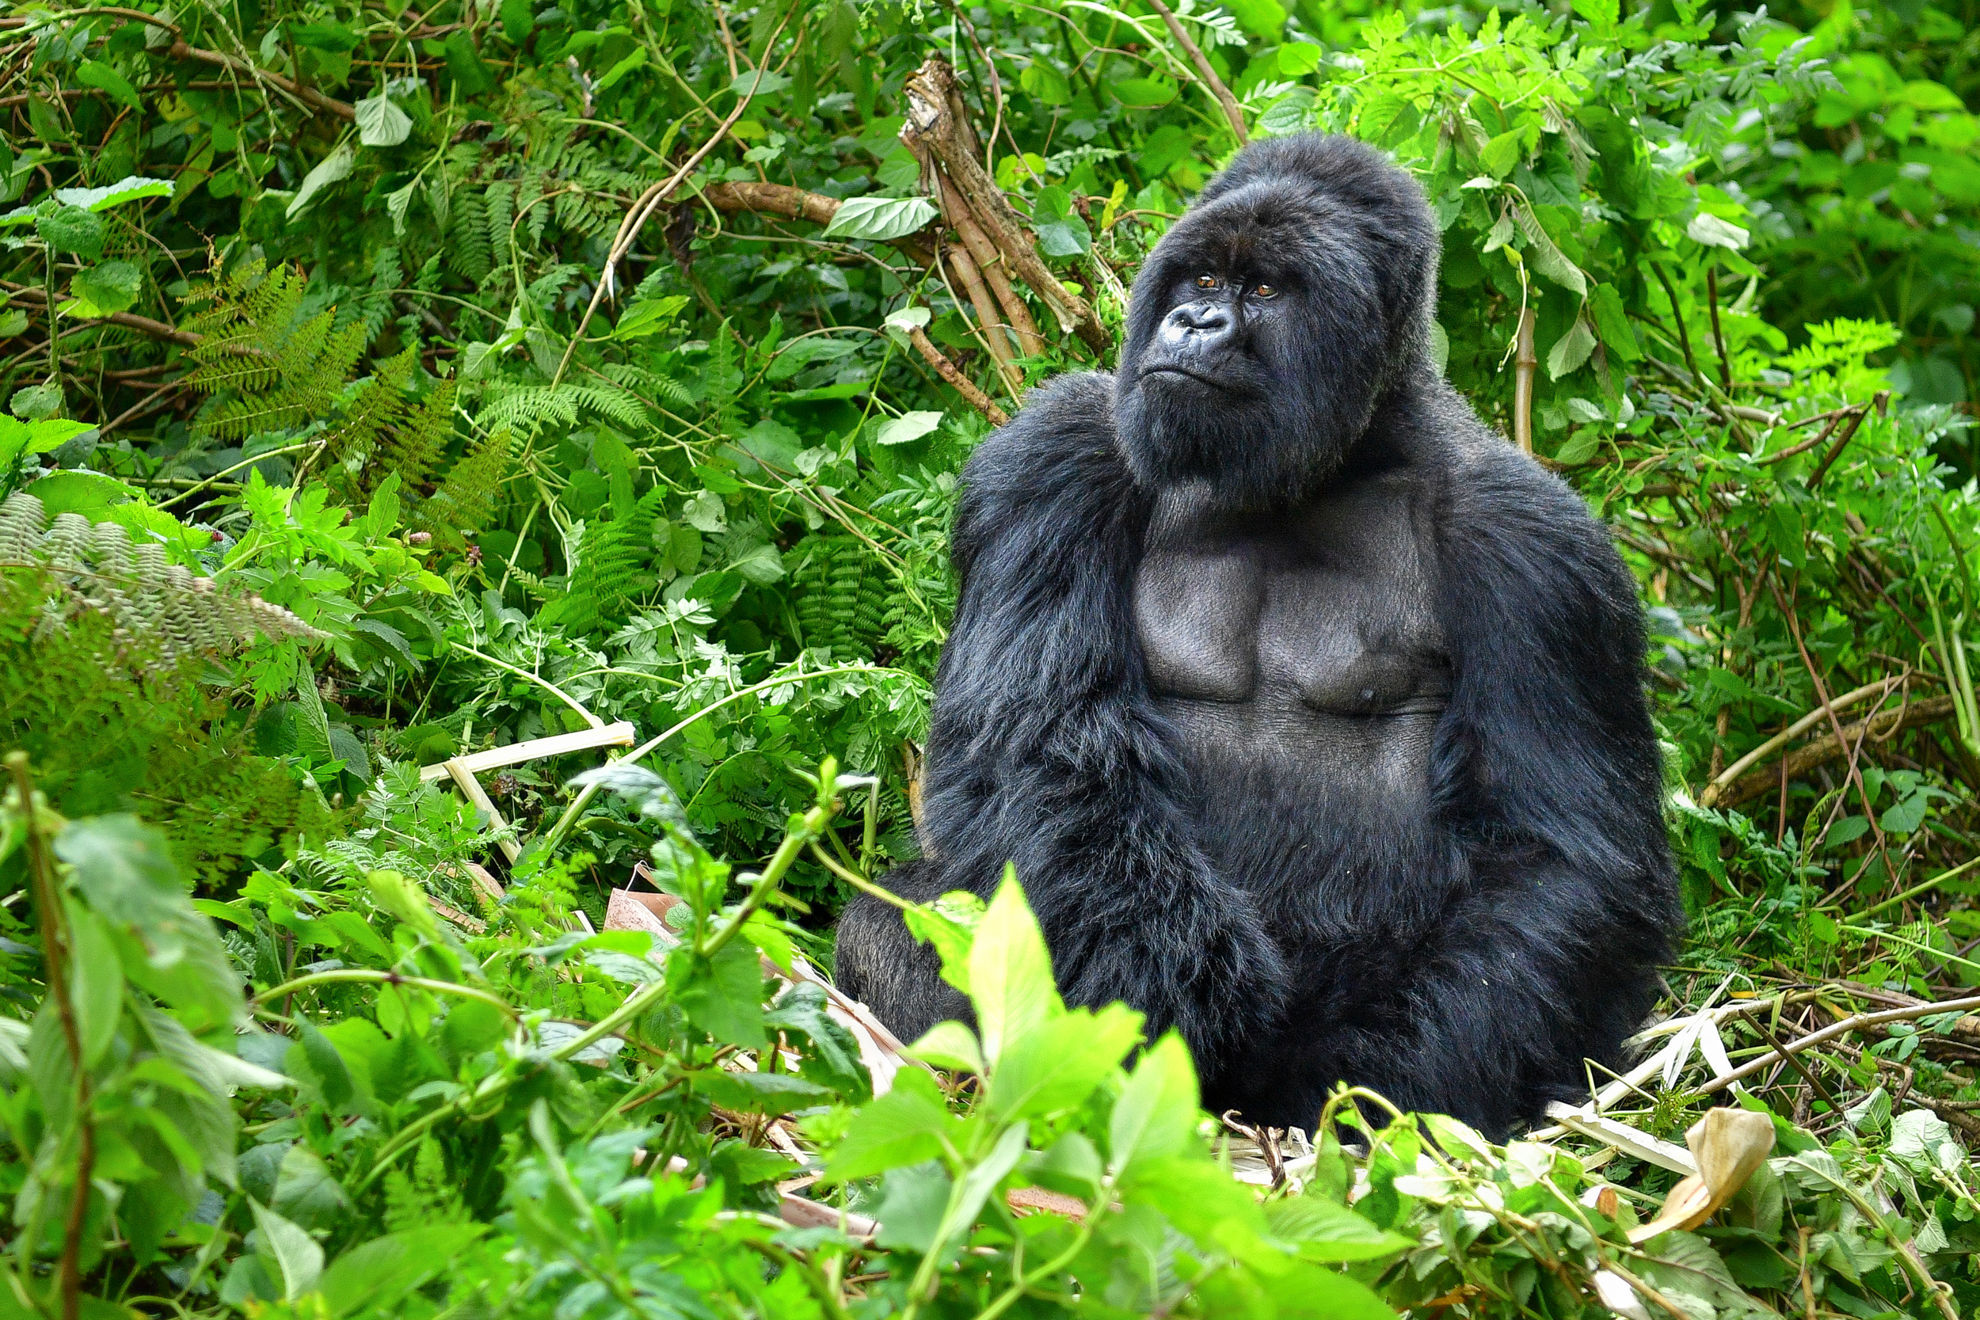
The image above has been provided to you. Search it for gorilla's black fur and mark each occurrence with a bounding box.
[835,134,1680,1137]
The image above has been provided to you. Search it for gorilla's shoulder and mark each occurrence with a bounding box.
[953,371,1141,575]
[1412,380,1636,600]
[965,371,1120,484]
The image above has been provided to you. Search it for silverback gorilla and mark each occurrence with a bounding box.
[835,134,1681,1138]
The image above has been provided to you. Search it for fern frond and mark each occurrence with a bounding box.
[0,495,326,668]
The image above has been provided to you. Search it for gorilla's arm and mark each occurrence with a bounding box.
[1333,435,1678,1131]
[859,374,1288,1069]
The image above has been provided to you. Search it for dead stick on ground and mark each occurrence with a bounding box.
[1698,992,1980,1094]
[1143,0,1246,143]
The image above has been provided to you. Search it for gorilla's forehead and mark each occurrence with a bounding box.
[1152,183,1350,278]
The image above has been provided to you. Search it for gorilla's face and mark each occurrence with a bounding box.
[1114,136,1440,509]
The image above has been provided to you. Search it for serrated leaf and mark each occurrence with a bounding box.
[1109,1033,1198,1172]
[968,874,1060,1066]
[1547,317,1598,379]
[71,259,144,315]
[821,195,938,242]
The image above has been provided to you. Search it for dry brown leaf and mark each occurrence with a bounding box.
[1626,1106,1775,1243]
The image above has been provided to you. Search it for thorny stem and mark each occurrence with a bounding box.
[7,753,88,1320]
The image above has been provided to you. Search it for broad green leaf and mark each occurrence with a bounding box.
[57,816,244,1030]
[54,175,173,212]
[822,195,938,242]
[907,1019,985,1074]
[986,1003,1140,1120]
[1113,77,1178,108]
[672,939,766,1046]
[872,1162,952,1253]
[1109,1032,1199,1172]
[1547,318,1598,379]
[613,294,690,340]
[287,143,356,220]
[250,1201,324,1301]
[874,410,943,446]
[23,470,135,515]
[1265,1194,1416,1262]
[71,259,144,315]
[273,1144,351,1229]
[826,1067,958,1179]
[1032,185,1091,256]
[731,67,791,98]
[903,889,984,996]
[967,874,1060,1066]
[36,204,104,258]
[75,60,142,113]
[66,906,123,1067]
[356,94,413,148]
[1479,129,1525,178]
[318,1226,486,1319]
[1278,42,1324,74]
[595,48,648,94]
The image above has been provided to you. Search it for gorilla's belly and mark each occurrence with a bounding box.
[1131,478,1451,908]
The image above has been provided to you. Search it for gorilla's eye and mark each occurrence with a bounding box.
[1252,283,1279,299]
[1194,273,1220,290]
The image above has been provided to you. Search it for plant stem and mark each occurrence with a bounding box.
[6,754,88,1320]
[251,968,519,1016]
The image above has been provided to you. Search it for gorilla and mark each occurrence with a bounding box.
[836,134,1680,1138]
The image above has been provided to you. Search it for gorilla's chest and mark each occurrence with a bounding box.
[1131,477,1449,785]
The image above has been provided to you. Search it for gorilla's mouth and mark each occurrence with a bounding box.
[1139,364,1229,390]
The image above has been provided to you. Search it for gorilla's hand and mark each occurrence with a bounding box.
[1053,864,1290,1071]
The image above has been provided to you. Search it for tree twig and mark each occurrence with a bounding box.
[943,244,1022,393]
[901,58,1106,353]
[907,326,1009,426]
[1714,695,1956,809]
[1805,390,1888,491]
[551,6,795,387]
[4,282,201,347]
[1143,0,1246,143]
[166,39,355,121]
[1699,992,1980,1093]
[937,175,1044,358]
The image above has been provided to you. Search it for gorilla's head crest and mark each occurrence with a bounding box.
[1114,134,1440,508]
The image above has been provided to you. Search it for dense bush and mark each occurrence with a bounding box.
[4,1,1980,1317]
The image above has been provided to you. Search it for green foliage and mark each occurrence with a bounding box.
[4,0,1980,1316]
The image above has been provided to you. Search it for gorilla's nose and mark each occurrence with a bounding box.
[1159,300,1233,350]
